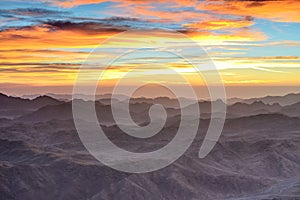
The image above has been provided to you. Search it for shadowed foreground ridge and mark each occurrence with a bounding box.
[0,93,299,200]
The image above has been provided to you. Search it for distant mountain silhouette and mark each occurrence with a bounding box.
[22,92,300,107]
[0,93,62,119]
[127,97,195,108]
[227,101,282,117]
[240,93,300,106]
[17,102,73,122]
[280,102,300,117]
[1,92,299,123]
[0,93,61,109]
[22,93,129,101]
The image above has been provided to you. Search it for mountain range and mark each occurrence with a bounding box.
[0,92,299,199]
[2,93,299,123]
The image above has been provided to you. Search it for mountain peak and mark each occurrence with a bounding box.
[0,93,9,98]
[33,95,58,102]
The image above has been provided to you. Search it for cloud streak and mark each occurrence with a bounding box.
[0,0,299,94]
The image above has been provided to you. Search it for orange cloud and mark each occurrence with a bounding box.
[128,5,212,23]
[184,18,254,30]
[0,49,89,63]
[0,20,266,53]
[187,29,267,43]
[50,0,300,23]
[198,0,300,23]
[51,0,196,8]
[0,23,124,50]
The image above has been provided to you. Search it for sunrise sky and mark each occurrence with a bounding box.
[0,0,300,98]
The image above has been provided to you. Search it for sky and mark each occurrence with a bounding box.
[0,0,300,98]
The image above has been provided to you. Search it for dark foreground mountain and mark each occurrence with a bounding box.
[0,93,299,199]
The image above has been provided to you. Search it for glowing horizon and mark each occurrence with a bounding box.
[0,0,299,97]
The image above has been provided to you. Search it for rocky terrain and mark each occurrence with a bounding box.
[0,93,299,199]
